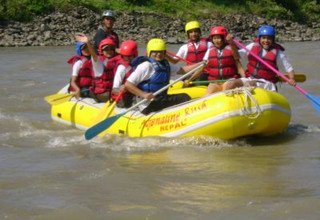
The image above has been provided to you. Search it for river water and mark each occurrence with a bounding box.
[0,42,320,219]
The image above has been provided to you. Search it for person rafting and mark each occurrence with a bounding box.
[93,10,120,53]
[112,39,138,108]
[228,25,296,91]
[167,21,212,81]
[124,38,205,115]
[67,41,92,99]
[75,33,120,102]
[168,20,212,64]
[186,26,245,95]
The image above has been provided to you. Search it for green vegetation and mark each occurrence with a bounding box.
[1,0,320,23]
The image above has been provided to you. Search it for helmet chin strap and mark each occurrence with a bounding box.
[103,25,112,32]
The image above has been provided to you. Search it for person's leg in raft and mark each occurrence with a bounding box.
[205,83,223,96]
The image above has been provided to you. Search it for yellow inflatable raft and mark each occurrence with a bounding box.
[48,84,291,140]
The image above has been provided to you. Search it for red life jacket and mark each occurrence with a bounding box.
[111,57,134,101]
[246,41,284,83]
[205,45,239,80]
[185,38,208,63]
[67,55,92,91]
[91,55,121,95]
[116,57,134,83]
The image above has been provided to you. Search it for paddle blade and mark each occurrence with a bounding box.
[281,73,306,83]
[91,101,113,124]
[85,113,124,140]
[44,93,74,105]
[306,94,320,112]
[92,92,125,124]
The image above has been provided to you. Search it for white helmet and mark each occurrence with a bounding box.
[102,10,116,20]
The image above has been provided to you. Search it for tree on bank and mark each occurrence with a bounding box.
[0,0,319,24]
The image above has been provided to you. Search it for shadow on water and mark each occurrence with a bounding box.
[244,123,320,146]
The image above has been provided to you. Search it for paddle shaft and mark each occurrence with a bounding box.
[190,73,305,85]
[112,63,205,114]
[85,63,205,140]
[233,39,308,95]
[190,80,226,85]
[105,91,125,117]
[166,51,192,64]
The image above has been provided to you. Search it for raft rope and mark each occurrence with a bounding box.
[225,86,262,119]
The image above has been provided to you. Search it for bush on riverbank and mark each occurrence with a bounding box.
[1,5,319,47]
[1,0,320,24]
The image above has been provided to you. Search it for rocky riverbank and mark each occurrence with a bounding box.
[0,6,319,47]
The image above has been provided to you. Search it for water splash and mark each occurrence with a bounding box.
[85,135,251,152]
[287,123,320,135]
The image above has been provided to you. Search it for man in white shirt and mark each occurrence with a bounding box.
[125,38,204,114]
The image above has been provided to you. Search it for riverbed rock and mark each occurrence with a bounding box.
[0,6,319,47]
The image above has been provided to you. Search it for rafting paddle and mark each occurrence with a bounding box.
[44,87,90,105]
[44,93,75,105]
[189,80,227,85]
[233,38,320,113]
[84,62,205,140]
[92,91,125,124]
[166,51,192,64]
[290,73,306,82]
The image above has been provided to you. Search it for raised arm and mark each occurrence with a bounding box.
[75,33,98,62]
[278,51,296,86]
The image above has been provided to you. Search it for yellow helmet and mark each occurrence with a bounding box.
[146,38,166,56]
[185,21,201,33]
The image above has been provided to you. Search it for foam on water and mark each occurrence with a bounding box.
[85,134,252,152]
[2,103,320,152]
[305,124,320,133]
[46,133,88,149]
[287,123,320,134]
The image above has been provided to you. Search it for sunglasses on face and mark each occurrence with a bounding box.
[103,46,115,51]
[81,45,88,50]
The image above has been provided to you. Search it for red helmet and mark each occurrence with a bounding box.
[98,38,116,54]
[210,26,228,37]
[119,40,138,57]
